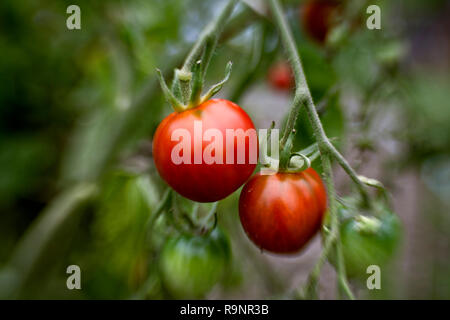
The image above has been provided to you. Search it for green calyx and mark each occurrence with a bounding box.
[156,61,232,113]
[166,193,220,238]
[277,132,320,173]
[279,129,295,171]
[353,215,382,235]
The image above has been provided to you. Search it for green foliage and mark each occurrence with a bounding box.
[81,172,159,299]
[400,73,450,162]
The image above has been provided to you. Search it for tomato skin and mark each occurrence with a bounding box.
[153,99,257,202]
[301,0,339,44]
[239,168,327,254]
[159,228,231,298]
[339,213,402,278]
[267,62,294,91]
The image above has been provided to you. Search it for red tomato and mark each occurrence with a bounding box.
[239,168,327,253]
[267,62,294,91]
[301,0,339,44]
[153,99,257,202]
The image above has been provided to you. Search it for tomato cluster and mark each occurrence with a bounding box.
[153,95,328,255]
[151,4,398,293]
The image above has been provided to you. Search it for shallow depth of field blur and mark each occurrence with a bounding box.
[0,0,449,299]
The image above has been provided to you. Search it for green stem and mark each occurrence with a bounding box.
[147,188,172,227]
[175,0,237,106]
[336,239,355,300]
[268,0,370,205]
[268,0,312,148]
[180,0,237,74]
[201,202,218,227]
[268,0,358,299]
[327,142,371,207]
[300,228,337,299]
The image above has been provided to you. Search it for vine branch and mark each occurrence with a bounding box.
[267,0,361,299]
[180,0,237,74]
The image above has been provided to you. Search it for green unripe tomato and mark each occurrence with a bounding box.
[159,228,231,298]
[340,212,402,278]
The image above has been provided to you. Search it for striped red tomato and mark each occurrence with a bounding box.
[239,168,327,253]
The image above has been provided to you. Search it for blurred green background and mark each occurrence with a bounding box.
[0,0,449,299]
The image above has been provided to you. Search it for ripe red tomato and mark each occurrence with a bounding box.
[267,61,294,91]
[153,99,257,202]
[301,0,339,44]
[239,168,327,253]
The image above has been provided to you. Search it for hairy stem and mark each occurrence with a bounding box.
[180,0,237,74]
[176,0,237,105]
[336,239,355,300]
[300,228,337,299]
[147,188,173,226]
[267,0,358,299]
[327,142,370,206]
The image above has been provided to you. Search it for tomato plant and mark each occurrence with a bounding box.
[158,228,231,298]
[153,98,257,202]
[4,0,423,301]
[301,0,340,44]
[267,61,294,91]
[239,168,327,254]
[339,212,402,278]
